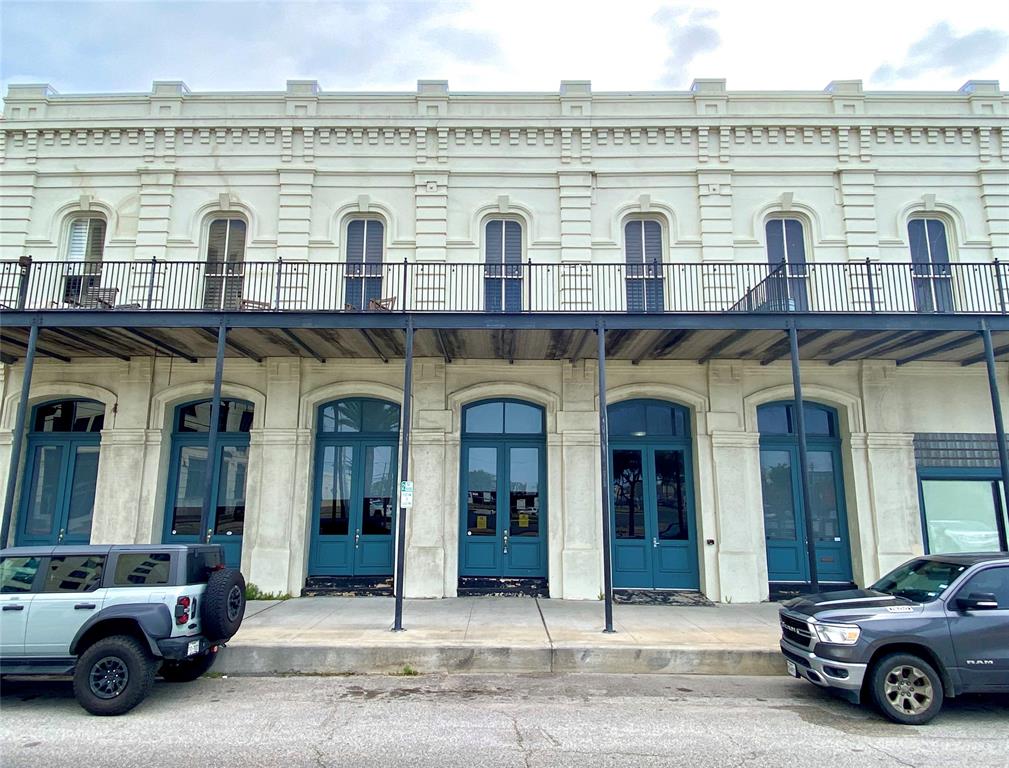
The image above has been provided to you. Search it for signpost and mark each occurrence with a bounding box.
[400,480,414,509]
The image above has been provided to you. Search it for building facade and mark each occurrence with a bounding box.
[1,78,1008,604]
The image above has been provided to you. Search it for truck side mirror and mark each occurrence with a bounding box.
[956,592,999,611]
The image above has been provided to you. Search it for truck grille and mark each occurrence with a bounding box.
[780,614,813,648]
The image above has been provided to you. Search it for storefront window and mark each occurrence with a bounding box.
[920,478,1008,553]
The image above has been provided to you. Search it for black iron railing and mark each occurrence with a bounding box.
[1,258,1007,314]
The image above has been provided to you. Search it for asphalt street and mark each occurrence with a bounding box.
[1,673,1007,767]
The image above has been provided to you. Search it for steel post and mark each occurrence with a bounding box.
[393,318,414,630]
[981,323,1009,551]
[200,323,227,543]
[597,321,615,632]
[789,323,820,592]
[1,323,39,545]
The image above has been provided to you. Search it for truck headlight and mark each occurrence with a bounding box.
[813,623,861,645]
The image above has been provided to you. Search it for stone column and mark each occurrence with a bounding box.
[0,170,36,262]
[133,170,175,307]
[979,169,1009,262]
[276,169,314,262]
[413,173,448,310]
[697,171,734,311]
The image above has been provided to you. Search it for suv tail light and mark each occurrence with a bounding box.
[175,595,191,625]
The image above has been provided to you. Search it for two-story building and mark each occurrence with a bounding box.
[1,78,1007,613]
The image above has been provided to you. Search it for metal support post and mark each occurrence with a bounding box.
[597,320,615,632]
[789,323,820,592]
[393,317,414,630]
[200,323,227,544]
[1,323,39,545]
[981,322,1009,551]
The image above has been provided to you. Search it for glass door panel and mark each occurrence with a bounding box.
[169,445,208,537]
[64,444,99,543]
[318,445,353,536]
[214,446,248,536]
[807,450,849,581]
[760,448,806,582]
[361,445,394,536]
[466,447,498,537]
[22,445,64,542]
[613,449,645,540]
[654,450,687,540]
[508,447,540,537]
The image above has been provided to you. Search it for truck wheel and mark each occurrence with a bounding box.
[159,651,217,683]
[869,652,944,725]
[72,635,158,716]
[201,567,246,641]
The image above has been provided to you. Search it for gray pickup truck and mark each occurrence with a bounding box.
[0,543,246,715]
[780,552,1009,724]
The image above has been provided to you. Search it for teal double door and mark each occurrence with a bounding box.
[310,438,398,576]
[17,434,100,546]
[460,440,546,577]
[610,442,699,589]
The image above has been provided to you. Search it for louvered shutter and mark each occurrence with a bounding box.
[363,220,384,307]
[504,220,522,311]
[484,220,503,311]
[642,220,664,312]
[624,221,645,312]
[67,219,89,262]
[85,219,106,260]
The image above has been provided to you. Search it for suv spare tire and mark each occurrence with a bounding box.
[201,568,246,641]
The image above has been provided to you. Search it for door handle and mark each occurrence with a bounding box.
[354,529,360,548]
[2,604,24,611]
[57,528,65,543]
[652,537,659,548]
[502,530,509,554]
[74,603,96,610]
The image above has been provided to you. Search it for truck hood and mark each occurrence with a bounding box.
[781,588,923,622]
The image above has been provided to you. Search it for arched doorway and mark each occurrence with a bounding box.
[608,399,699,589]
[309,398,400,577]
[758,401,853,586]
[163,398,253,566]
[459,399,547,586]
[16,399,104,545]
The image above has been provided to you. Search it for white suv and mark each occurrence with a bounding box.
[0,544,245,715]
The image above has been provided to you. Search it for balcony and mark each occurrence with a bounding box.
[2,258,1007,315]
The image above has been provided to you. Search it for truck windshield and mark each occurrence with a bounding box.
[871,558,968,603]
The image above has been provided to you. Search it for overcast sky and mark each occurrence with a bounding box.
[2,0,1007,95]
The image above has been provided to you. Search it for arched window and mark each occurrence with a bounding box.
[908,216,953,313]
[61,214,107,306]
[765,217,808,311]
[164,398,253,566]
[624,219,664,312]
[203,216,248,310]
[344,218,385,310]
[484,219,523,312]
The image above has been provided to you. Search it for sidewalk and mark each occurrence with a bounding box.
[217,597,785,676]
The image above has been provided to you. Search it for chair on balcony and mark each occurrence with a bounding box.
[239,299,272,311]
[367,296,397,311]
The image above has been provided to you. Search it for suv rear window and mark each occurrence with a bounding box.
[43,555,105,592]
[186,548,223,585]
[0,556,41,593]
[113,553,171,586]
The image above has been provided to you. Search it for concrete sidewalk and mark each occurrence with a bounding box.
[217,597,785,676]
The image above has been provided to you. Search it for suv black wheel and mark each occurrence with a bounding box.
[202,567,246,641]
[72,635,158,716]
[159,651,218,683]
[869,652,944,725]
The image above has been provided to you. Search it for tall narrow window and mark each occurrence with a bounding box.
[484,220,522,312]
[908,217,954,313]
[765,218,808,311]
[624,220,664,312]
[344,219,385,310]
[62,216,107,306]
[203,217,248,310]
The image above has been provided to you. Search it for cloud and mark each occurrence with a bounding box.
[872,21,1008,84]
[652,5,721,87]
[0,0,502,93]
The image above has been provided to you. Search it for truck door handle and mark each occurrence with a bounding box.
[2,604,24,611]
[74,603,96,610]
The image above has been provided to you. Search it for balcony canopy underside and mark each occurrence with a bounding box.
[1,313,1007,367]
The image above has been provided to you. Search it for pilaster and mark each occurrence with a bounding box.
[133,169,176,307]
[0,170,37,260]
[979,168,1009,262]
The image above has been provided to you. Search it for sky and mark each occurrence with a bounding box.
[1,0,1008,95]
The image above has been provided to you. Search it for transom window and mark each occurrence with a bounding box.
[624,219,664,312]
[608,400,688,439]
[345,218,385,310]
[757,402,836,438]
[319,398,400,434]
[484,219,523,312]
[463,400,544,435]
[33,399,105,433]
[175,399,254,434]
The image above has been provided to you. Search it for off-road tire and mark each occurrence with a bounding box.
[72,634,158,716]
[159,651,218,683]
[201,567,246,641]
[869,652,944,725]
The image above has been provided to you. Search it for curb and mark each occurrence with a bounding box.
[216,644,784,676]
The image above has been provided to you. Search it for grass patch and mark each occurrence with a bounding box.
[244,582,293,601]
[390,665,420,677]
